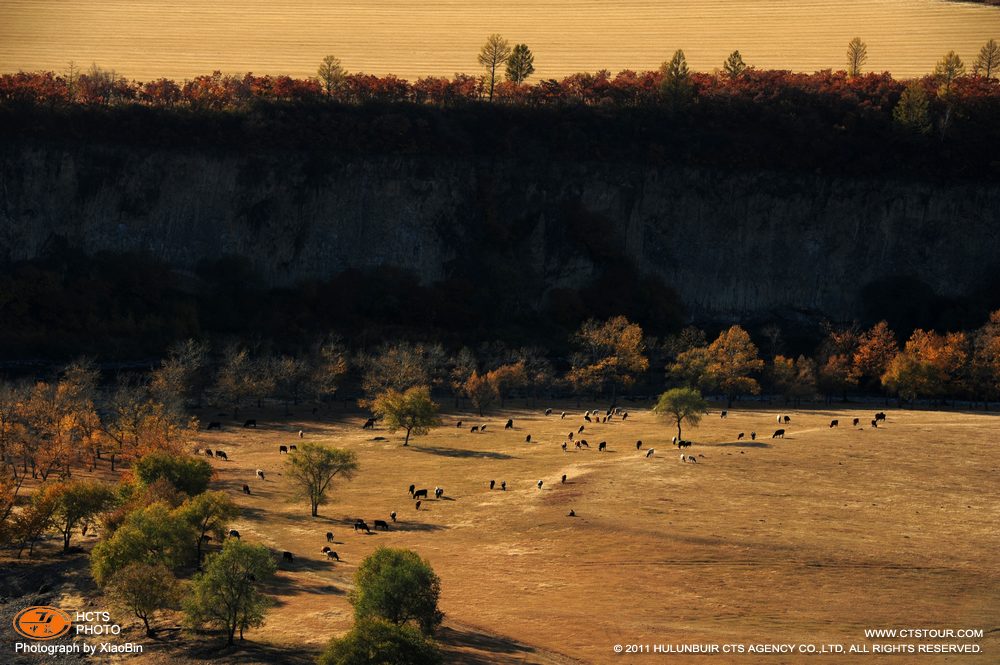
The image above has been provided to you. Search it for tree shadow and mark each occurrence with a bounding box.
[714,441,773,448]
[408,445,516,460]
[437,624,551,664]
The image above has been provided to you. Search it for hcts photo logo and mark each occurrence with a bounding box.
[12,606,73,641]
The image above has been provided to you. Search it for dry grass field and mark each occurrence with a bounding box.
[1,1,998,81]
[85,401,995,664]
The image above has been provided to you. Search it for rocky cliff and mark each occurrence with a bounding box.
[3,141,999,323]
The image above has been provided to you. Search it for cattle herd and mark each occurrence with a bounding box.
[195,405,893,570]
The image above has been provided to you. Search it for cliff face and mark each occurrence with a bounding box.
[2,141,998,322]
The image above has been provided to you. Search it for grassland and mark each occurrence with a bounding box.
[1,1,998,81]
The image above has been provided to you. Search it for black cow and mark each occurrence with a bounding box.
[585,414,592,422]
[243,419,257,428]
[374,519,389,531]
[279,445,288,454]
[545,408,552,415]
[772,429,785,438]
[228,529,240,539]
[875,412,887,422]
[206,421,222,430]
[489,479,496,490]
[853,418,860,427]
[645,448,655,458]
[326,531,334,543]
[505,419,514,430]
[579,440,589,448]
[321,546,331,553]
[501,481,506,491]
[871,419,878,428]
[678,440,692,449]
[750,432,757,440]
[354,520,371,534]
[471,425,480,433]
[481,425,487,432]
[363,418,376,429]
[561,442,567,451]
[434,487,444,499]
[598,441,607,451]
[622,412,628,421]
[525,434,532,443]
[326,550,340,561]
[289,444,297,451]
[578,425,585,434]
[282,551,294,562]
[242,484,251,495]
[783,415,791,424]
[413,489,429,500]
[737,432,745,440]
[415,500,421,510]
[636,440,642,450]
[456,420,463,428]
[390,512,397,522]
[408,484,415,495]
[561,474,567,483]
[720,410,728,419]
[830,419,839,428]
[216,450,228,461]
[206,449,214,457]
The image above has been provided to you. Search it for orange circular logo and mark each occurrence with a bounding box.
[12,606,73,640]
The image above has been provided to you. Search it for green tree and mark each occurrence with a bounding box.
[184,539,276,646]
[318,619,442,665]
[178,490,239,564]
[91,502,194,585]
[133,451,213,496]
[318,55,346,97]
[659,49,692,107]
[52,479,116,552]
[893,81,931,134]
[505,44,535,84]
[973,38,999,79]
[847,37,868,77]
[285,443,358,516]
[350,547,443,636]
[652,387,708,441]
[723,50,747,80]
[371,386,441,446]
[478,34,512,101]
[106,562,181,636]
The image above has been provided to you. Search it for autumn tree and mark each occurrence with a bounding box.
[447,347,478,408]
[486,361,528,408]
[478,34,512,101]
[463,371,498,416]
[847,38,869,77]
[506,44,535,84]
[10,483,60,557]
[178,490,239,564]
[852,321,899,389]
[653,387,707,441]
[968,310,1000,403]
[52,479,116,552]
[660,49,692,107]
[285,443,358,516]
[371,386,441,446]
[566,316,649,403]
[881,329,968,401]
[184,540,276,646]
[318,55,346,97]
[893,81,931,134]
[675,326,764,407]
[723,50,747,80]
[106,563,181,636]
[935,50,966,88]
[351,547,443,636]
[974,39,1000,79]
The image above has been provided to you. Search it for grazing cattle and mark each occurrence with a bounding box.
[408,484,416,495]
[678,440,692,449]
[561,474,567,483]
[322,546,331,553]
[750,431,757,441]
[282,551,294,563]
[671,436,677,446]
[362,418,375,429]
[205,449,214,457]
[289,445,297,451]
[687,455,698,463]
[298,430,304,438]
[578,425,585,434]
[256,469,265,480]
[783,415,791,424]
[636,440,643,450]
[390,512,397,522]
[875,412,887,422]
[434,487,444,499]
[456,421,463,428]
[738,432,745,440]
[489,480,496,490]
[501,481,506,491]
[720,410,728,419]
[585,414,592,422]
[622,412,629,421]
[646,448,655,458]
[354,520,371,534]
[568,509,576,517]
[279,445,288,454]
[598,441,607,451]
[830,420,839,428]
[244,419,257,428]
[680,453,686,462]
[526,434,532,443]
[242,484,251,495]
[561,442,567,451]
[216,450,228,461]
[545,408,552,416]
[415,500,421,510]
[505,419,514,430]
[578,440,589,448]
[228,529,240,539]
[568,432,574,440]
[481,425,488,432]
[853,418,860,427]
[777,415,783,423]
[326,550,339,561]
[537,480,543,490]
[772,429,785,439]
[575,441,581,449]
[206,421,222,430]
[326,532,334,543]
[561,412,566,419]
[374,520,389,531]
[413,489,429,499]
[471,426,480,433]
[871,419,878,428]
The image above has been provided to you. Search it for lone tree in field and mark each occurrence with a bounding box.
[350,547,443,636]
[567,316,649,403]
[653,387,708,442]
[892,81,931,134]
[974,38,999,79]
[478,34,512,101]
[847,37,868,77]
[506,43,535,84]
[184,539,276,646]
[285,443,358,517]
[371,386,441,446]
[318,619,442,665]
[51,479,115,552]
[318,55,346,97]
[723,50,747,80]
[106,562,180,637]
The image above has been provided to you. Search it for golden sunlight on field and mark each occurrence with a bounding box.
[1,0,998,80]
